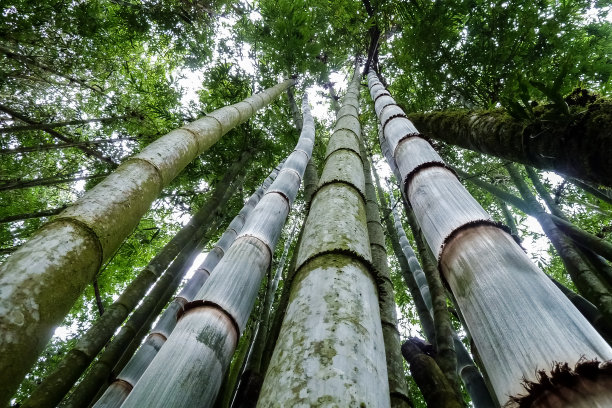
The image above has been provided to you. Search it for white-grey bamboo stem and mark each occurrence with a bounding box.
[258,69,390,407]
[120,94,314,408]
[367,69,612,405]
[92,166,282,408]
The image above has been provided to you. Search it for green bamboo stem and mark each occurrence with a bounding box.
[368,69,612,405]
[505,163,612,323]
[371,157,436,342]
[569,177,612,206]
[88,167,282,408]
[120,94,314,407]
[21,153,250,408]
[525,166,612,287]
[361,143,411,408]
[258,69,390,407]
[401,339,464,408]
[0,79,294,404]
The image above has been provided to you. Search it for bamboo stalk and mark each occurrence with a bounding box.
[21,153,251,408]
[120,94,315,407]
[0,79,294,404]
[89,166,281,408]
[361,143,411,408]
[258,69,390,407]
[368,70,612,405]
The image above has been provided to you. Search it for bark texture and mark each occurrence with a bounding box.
[408,98,612,187]
[258,70,390,407]
[368,70,612,405]
[0,78,293,404]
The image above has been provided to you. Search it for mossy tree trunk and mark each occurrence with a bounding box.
[258,69,390,407]
[120,94,314,408]
[0,79,294,405]
[408,100,612,187]
[368,69,612,405]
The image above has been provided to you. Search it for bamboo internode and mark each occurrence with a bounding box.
[367,69,612,404]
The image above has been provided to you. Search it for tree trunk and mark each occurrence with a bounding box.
[89,166,281,408]
[401,338,464,408]
[120,94,314,408]
[407,101,612,187]
[0,137,136,155]
[258,69,390,407]
[368,70,612,405]
[360,142,412,407]
[0,78,293,405]
[0,116,128,134]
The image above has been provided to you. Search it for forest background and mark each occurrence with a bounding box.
[1,0,611,406]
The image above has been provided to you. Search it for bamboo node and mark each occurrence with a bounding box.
[382,112,409,133]
[177,300,240,338]
[373,91,392,103]
[401,160,456,195]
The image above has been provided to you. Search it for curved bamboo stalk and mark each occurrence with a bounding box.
[258,69,390,407]
[89,167,282,408]
[0,78,293,403]
[361,144,411,407]
[368,70,612,405]
[21,153,251,408]
[120,94,314,408]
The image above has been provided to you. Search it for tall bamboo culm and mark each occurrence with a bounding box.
[258,69,390,407]
[89,165,283,408]
[367,69,612,406]
[0,79,294,403]
[360,143,411,407]
[120,94,315,407]
[379,129,497,407]
[21,150,252,408]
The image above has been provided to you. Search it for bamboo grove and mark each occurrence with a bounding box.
[2,1,612,407]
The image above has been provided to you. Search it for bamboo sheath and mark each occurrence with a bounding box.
[0,79,294,403]
[91,166,282,408]
[258,70,390,407]
[367,70,612,404]
[121,95,314,408]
